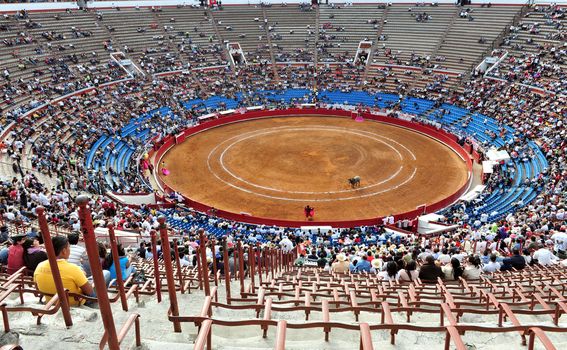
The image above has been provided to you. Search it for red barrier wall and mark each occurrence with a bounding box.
[153,108,473,228]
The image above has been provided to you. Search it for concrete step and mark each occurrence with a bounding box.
[136,339,194,350]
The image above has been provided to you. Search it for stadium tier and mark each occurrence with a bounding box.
[0,1,565,349]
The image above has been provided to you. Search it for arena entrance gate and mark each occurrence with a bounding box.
[227,43,247,67]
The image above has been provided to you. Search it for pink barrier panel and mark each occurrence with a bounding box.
[153,108,473,228]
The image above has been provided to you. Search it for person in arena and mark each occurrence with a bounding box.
[378,261,398,281]
[463,255,482,280]
[304,205,314,219]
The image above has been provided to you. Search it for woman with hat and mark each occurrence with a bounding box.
[7,232,27,274]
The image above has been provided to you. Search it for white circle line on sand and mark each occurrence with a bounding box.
[203,124,419,201]
[206,159,417,202]
[214,126,406,194]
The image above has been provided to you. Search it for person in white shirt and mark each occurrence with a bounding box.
[437,248,451,265]
[475,239,487,254]
[141,218,152,235]
[463,255,482,280]
[396,260,419,282]
[279,236,294,253]
[178,250,191,267]
[38,191,50,207]
[550,231,567,254]
[378,261,398,281]
[482,254,501,273]
[533,244,559,266]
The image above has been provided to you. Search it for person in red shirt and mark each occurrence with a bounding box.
[7,233,27,274]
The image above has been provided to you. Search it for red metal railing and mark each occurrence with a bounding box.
[107,224,128,311]
[100,313,142,350]
[36,207,73,327]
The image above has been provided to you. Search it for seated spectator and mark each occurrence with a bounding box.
[293,253,305,266]
[378,261,398,281]
[463,255,482,280]
[178,249,191,267]
[331,253,349,273]
[533,243,559,266]
[7,232,27,274]
[137,242,147,259]
[370,257,382,274]
[0,226,9,244]
[396,259,418,281]
[106,244,135,282]
[418,255,443,282]
[316,253,327,268]
[501,248,526,271]
[482,254,501,273]
[0,243,9,265]
[349,257,359,272]
[67,233,89,275]
[22,237,47,272]
[307,249,318,261]
[356,255,371,273]
[442,257,463,281]
[34,236,95,306]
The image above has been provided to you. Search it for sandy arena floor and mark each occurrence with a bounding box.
[160,116,469,222]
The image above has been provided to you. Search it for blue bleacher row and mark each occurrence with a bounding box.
[85,106,176,193]
[155,207,405,247]
[84,89,548,224]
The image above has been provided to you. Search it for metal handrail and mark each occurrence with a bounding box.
[528,327,557,350]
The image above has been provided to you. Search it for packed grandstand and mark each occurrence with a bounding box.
[0,0,565,349]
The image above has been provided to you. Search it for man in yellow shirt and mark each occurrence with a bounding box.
[34,236,95,306]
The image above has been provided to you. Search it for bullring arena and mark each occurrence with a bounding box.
[0,0,566,350]
[159,111,470,223]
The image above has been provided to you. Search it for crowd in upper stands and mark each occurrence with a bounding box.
[490,4,565,94]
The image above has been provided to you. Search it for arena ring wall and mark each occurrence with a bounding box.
[152,107,473,228]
